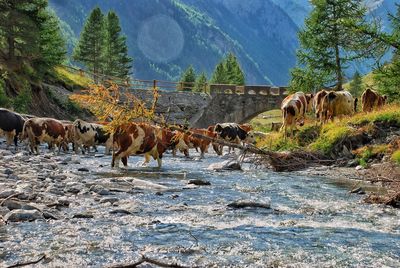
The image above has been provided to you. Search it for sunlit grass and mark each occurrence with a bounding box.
[250,109,281,132]
[392,150,400,165]
[54,66,92,89]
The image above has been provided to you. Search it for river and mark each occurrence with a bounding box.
[1,147,399,267]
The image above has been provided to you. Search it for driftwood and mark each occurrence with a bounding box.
[169,126,333,172]
[6,254,46,268]
[108,255,195,268]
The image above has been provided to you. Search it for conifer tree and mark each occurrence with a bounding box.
[224,52,245,85]
[179,65,196,91]
[35,10,66,75]
[294,0,379,91]
[348,71,364,97]
[211,61,227,84]
[73,7,105,82]
[0,0,64,69]
[194,72,207,92]
[104,11,132,80]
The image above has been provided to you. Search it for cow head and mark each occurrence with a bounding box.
[244,131,256,145]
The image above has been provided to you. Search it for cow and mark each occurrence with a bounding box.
[22,117,66,154]
[173,127,221,158]
[0,108,26,148]
[111,122,178,168]
[313,89,329,122]
[73,119,113,154]
[321,90,357,123]
[280,92,314,137]
[214,123,255,153]
[361,88,387,112]
[61,120,75,152]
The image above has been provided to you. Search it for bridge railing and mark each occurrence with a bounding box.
[209,84,287,96]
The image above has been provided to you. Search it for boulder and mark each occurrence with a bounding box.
[4,209,44,222]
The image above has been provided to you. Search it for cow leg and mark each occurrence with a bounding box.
[172,148,177,157]
[121,156,128,167]
[142,154,151,166]
[156,156,162,168]
[183,149,189,157]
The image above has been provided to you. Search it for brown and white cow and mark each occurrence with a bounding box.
[173,127,221,158]
[361,88,387,112]
[0,108,25,148]
[23,117,66,154]
[111,122,178,168]
[280,92,313,137]
[73,119,113,154]
[313,89,329,123]
[321,90,357,123]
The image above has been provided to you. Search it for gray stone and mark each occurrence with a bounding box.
[42,210,59,220]
[109,209,132,215]
[99,197,119,204]
[72,212,94,219]
[188,179,211,186]
[0,190,18,199]
[0,206,10,216]
[4,209,44,222]
[4,168,13,175]
[355,165,364,171]
[227,200,271,209]
[78,167,89,172]
[2,199,22,210]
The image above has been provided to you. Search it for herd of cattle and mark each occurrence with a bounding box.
[280,88,387,136]
[0,87,388,167]
[0,108,255,167]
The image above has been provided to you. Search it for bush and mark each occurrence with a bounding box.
[0,79,11,108]
[13,87,32,113]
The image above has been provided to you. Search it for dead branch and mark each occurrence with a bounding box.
[108,255,194,268]
[6,254,46,268]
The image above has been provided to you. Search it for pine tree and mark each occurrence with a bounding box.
[0,0,46,67]
[35,10,66,75]
[210,62,227,84]
[224,52,245,85]
[295,0,379,91]
[73,7,105,82]
[373,5,400,101]
[104,11,132,80]
[179,65,196,91]
[348,71,364,97]
[194,72,207,92]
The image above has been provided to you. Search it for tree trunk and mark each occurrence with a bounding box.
[334,44,343,91]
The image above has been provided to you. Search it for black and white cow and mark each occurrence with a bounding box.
[73,119,113,154]
[0,108,25,148]
[214,123,255,153]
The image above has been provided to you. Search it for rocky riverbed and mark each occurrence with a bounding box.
[1,144,400,267]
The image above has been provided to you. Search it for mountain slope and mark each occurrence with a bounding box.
[49,0,299,85]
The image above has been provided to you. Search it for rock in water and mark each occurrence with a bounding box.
[4,209,44,222]
[228,200,271,209]
[188,179,211,186]
[207,160,242,171]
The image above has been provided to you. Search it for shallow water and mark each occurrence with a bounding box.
[1,148,400,267]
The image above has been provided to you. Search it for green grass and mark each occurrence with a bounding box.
[250,109,281,132]
[53,66,92,90]
[392,150,400,165]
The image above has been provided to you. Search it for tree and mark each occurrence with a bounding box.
[373,5,400,102]
[348,71,364,97]
[179,65,196,91]
[0,0,66,83]
[194,72,207,92]
[210,61,227,84]
[295,0,379,91]
[103,11,132,80]
[211,52,245,85]
[224,52,245,85]
[73,7,105,82]
[35,10,66,76]
[289,67,330,93]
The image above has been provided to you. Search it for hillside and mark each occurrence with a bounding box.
[49,0,299,85]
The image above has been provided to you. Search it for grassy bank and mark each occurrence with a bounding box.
[256,105,400,162]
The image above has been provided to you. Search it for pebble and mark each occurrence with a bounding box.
[355,165,364,170]
[227,200,271,209]
[109,209,132,215]
[78,167,89,172]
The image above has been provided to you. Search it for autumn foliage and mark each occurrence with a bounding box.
[70,82,160,132]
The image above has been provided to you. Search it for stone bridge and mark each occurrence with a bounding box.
[132,84,287,128]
